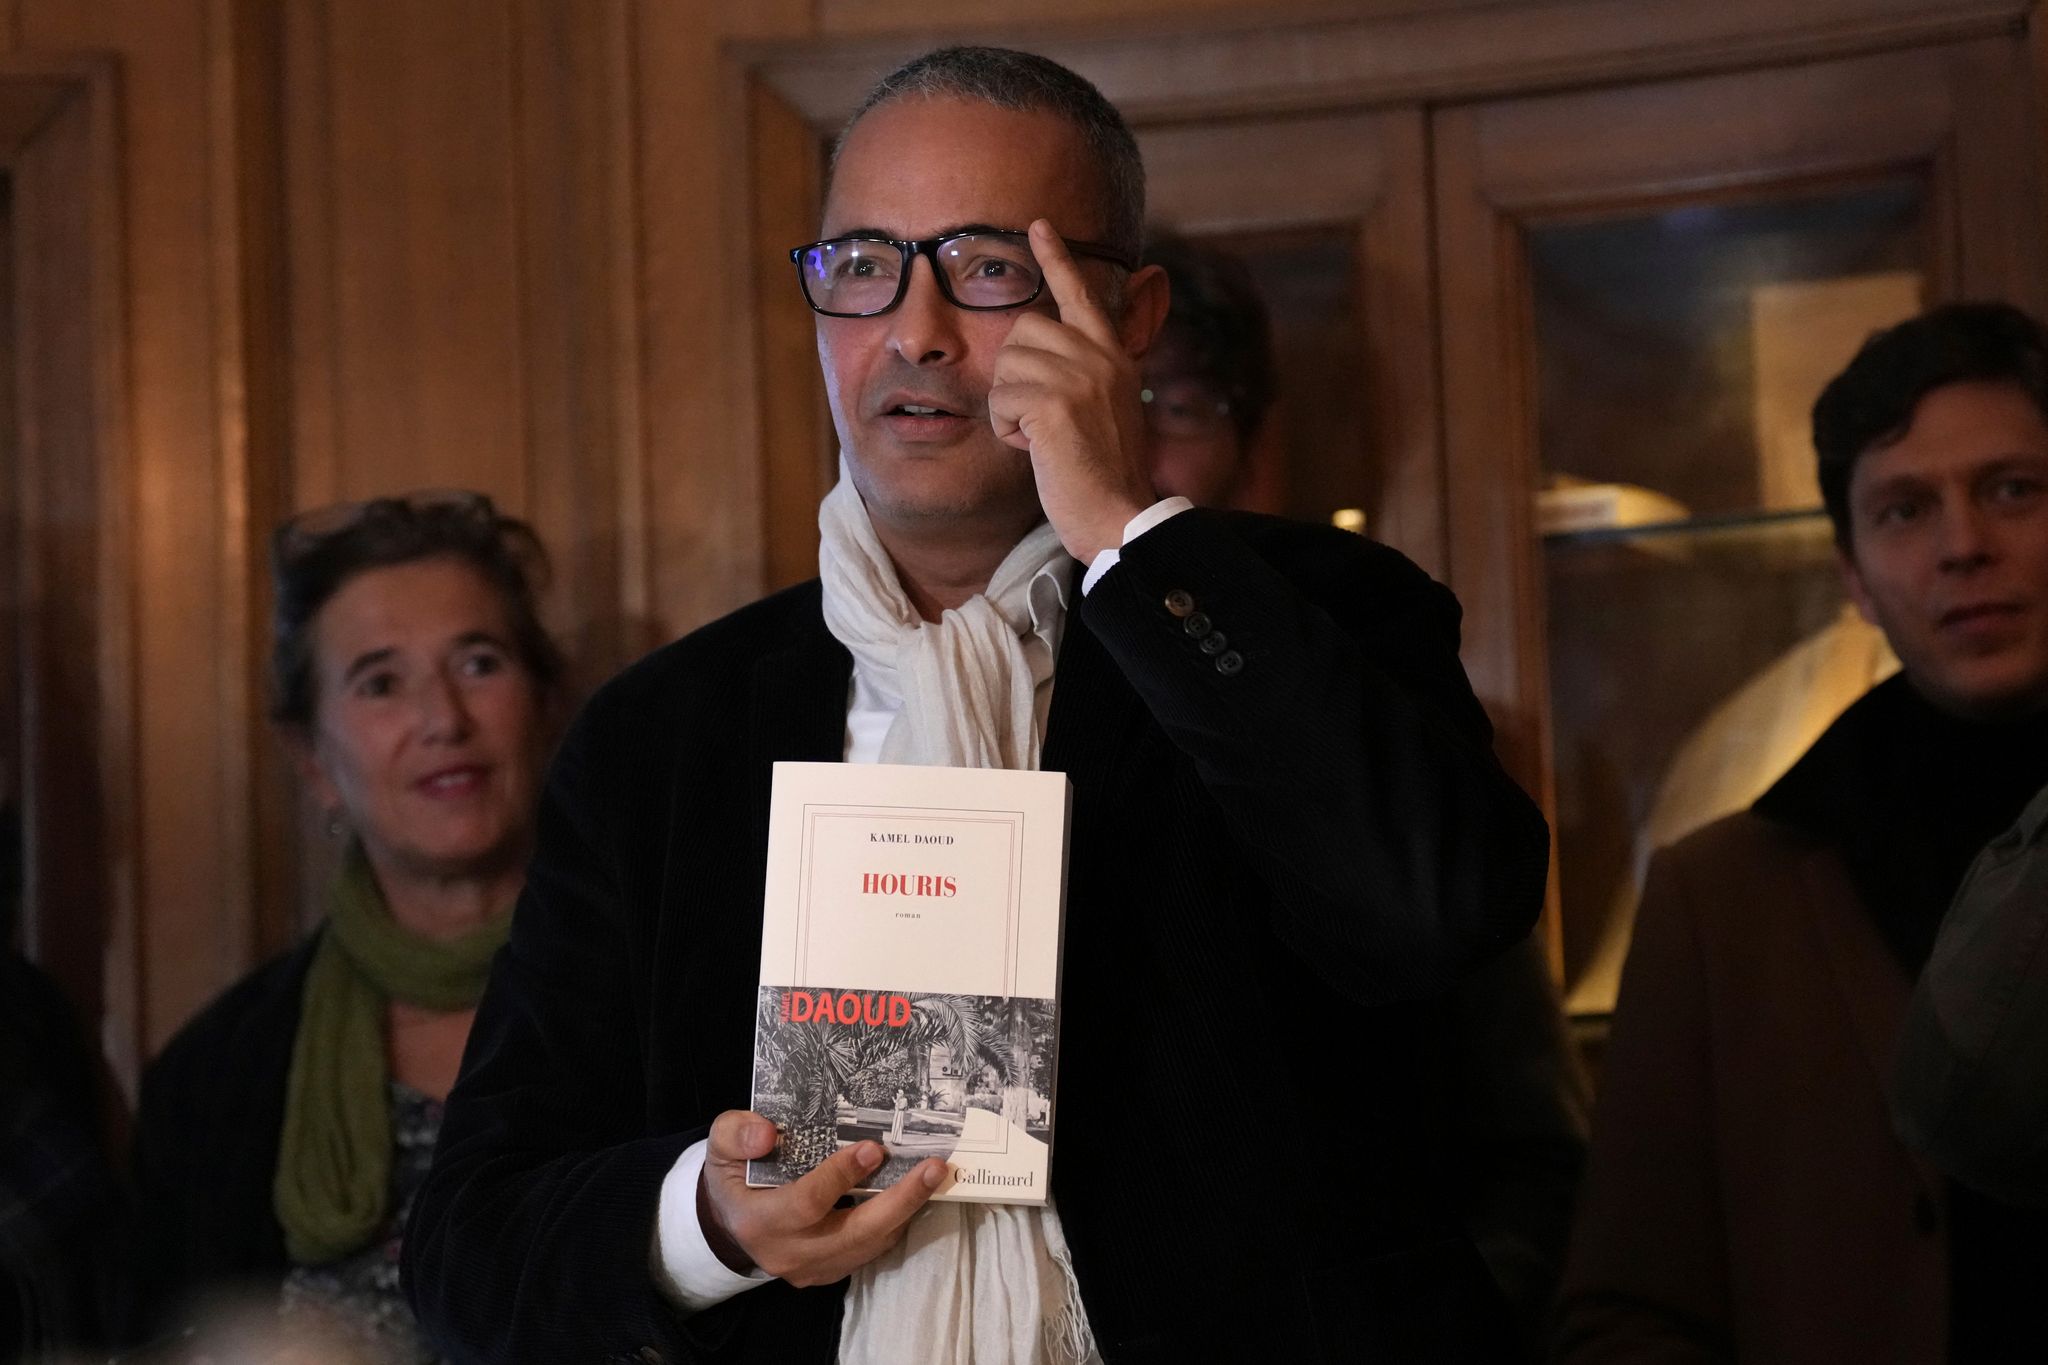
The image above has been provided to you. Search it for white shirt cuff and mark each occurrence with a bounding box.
[651,1138,773,1314]
[1081,496,1194,596]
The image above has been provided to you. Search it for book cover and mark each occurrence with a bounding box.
[747,761,1070,1205]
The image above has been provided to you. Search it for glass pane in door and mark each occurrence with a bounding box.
[1532,181,1925,1018]
[1200,226,1373,527]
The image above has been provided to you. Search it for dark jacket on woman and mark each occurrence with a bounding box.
[1,951,127,1360]
[130,936,317,1334]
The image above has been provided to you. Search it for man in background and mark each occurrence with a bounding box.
[1559,301,2048,1363]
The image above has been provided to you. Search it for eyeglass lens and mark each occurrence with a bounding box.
[1142,379,1233,438]
[799,233,1045,315]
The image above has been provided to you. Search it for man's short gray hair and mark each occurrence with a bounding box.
[831,46,1146,264]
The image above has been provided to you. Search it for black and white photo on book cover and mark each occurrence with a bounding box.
[747,761,1069,1204]
[750,986,1056,1193]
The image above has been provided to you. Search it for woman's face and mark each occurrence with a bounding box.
[298,556,548,886]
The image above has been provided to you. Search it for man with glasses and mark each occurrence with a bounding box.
[407,45,1547,1364]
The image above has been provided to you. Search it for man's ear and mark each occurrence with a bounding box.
[1116,263,1171,361]
[1837,542,1880,626]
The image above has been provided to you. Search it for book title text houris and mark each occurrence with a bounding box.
[861,871,958,898]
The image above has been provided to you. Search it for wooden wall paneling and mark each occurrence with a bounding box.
[283,0,339,513]
[810,0,1508,39]
[208,0,297,977]
[510,0,645,691]
[0,59,139,1082]
[1950,34,2048,309]
[754,0,2027,129]
[750,79,832,596]
[1139,110,1443,575]
[21,0,248,1066]
[633,0,811,639]
[298,0,528,506]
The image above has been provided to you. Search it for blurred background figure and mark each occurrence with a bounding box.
[1894,775,2048,1209]
[1139,230,1277,509]
[1141,229,1590,1358]
[1,936,125,1363]
[128,492,565,1363]
[1559,303,2048,1363]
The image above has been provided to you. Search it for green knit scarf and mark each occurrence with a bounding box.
[273,845,512,1265]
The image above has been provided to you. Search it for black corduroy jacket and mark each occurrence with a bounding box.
[404,508,1549,1364]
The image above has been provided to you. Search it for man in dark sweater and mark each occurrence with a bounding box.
[406,46,1547,1364]
[1559,301,2048,1363]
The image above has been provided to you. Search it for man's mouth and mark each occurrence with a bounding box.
[1938,601,2025,631]
[886,402,963,418]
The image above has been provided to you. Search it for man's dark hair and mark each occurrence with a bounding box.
[1143,229,1276,441]
[268,491,566,730]
[1813,301,2048,544]
[831,46,1145,263]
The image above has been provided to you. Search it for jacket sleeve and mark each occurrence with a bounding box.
[1554,845,1733,1364]
[1891,779,2048,1208]
[1079,508,1550,1003]
[401,703,754,1365]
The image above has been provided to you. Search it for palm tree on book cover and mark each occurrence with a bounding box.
[758,989,1010,1178]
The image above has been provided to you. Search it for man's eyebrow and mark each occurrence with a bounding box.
[819,223,1017,243]
[1972,452,2048,476]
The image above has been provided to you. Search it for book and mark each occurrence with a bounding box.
[746,760,1071,1205]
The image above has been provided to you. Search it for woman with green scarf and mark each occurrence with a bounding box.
[129,492,566,1362]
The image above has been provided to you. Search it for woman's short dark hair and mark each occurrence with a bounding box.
[1813,301,2048,544]
[1142,229,1276,442]
[268,490,566,730]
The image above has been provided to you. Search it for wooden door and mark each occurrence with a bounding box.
[1141,110,1441,574]
[1433,36,2045,1014]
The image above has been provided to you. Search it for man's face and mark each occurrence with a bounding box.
[1142,331,1247,507]
[1841,379,2048,718]
[815,97,1114,539]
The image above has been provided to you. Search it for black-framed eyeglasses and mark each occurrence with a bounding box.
[790,227,1138,318]
[1142,378,1235,439]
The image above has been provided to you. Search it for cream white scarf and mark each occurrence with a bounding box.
[818,471,1100,1365]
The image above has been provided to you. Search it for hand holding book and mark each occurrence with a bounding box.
[697,1108,946,1284]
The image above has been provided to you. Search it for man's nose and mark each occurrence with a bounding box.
[886,256,962,365]
[1936,498,1996,572]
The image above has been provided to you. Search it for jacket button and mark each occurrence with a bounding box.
[1215,650,1245,676]
[1164,588,1195,617]
[1199,631,1229,655]
[1183,611,1213,639]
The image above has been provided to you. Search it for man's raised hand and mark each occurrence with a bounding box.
[696,1108,945,1288]
[988,219,1160,563]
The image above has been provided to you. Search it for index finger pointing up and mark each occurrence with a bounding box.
[1029,219,1119,349]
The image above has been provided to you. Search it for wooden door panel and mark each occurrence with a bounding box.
[1434,36,2044,996]
[1140,110,1443,575]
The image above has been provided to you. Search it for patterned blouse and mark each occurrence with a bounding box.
[278,1081,445,1364]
